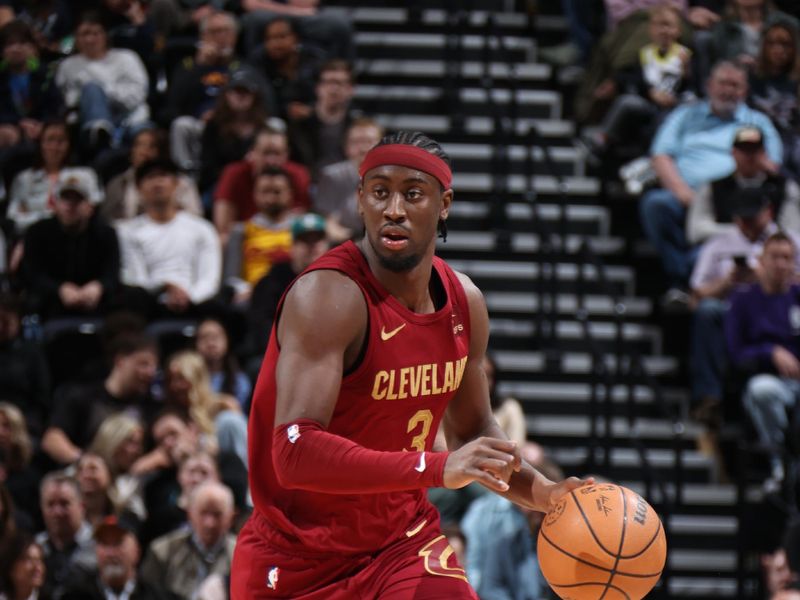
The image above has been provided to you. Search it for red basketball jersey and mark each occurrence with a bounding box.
[247,241,471,556]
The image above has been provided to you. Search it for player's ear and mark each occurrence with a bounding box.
[357,182,365,217]
[439,188,453,221]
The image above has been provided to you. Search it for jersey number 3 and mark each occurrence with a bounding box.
[407,409,433,452]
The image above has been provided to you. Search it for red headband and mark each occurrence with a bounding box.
[359,144,452,189]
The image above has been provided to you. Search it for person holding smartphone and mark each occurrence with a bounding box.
[689,187,800,478]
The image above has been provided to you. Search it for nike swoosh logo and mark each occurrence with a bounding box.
[380,323,406,341]
[415,452,426,473]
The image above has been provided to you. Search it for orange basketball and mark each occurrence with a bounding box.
[537,483,667,600]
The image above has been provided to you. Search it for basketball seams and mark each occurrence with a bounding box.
[539,529,614,574]
[619,518,664,560]
[539,484,666,599]
[599,486,628,600]
[550,581,633,600]
[569,490,618,558]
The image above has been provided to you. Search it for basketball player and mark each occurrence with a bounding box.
[231,131,590,598]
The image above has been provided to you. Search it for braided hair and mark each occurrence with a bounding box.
[374,131,451,242]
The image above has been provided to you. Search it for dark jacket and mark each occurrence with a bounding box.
[21,213,120,316]
[0,58,63,124]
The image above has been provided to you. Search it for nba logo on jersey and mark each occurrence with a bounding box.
[451,313,464,336]
[287,424,300,444]
[267,566,280,590]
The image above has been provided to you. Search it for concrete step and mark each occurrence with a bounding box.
[481,290,650,317]
[495,350,678,378]
[447,202,608,234]
[354,32,534,62]
[373,114,577,143]
[356,85,561,119]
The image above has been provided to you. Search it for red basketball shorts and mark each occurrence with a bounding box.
[230,511,478,599]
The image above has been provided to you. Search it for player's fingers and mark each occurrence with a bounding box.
[476,458,515,481]
[468,467,509,492]
[480,437,518,454]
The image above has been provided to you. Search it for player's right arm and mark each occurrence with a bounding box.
[271,270,448,493]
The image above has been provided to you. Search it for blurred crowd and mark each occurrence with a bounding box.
[0,1,386,599]
[562,1,800,597]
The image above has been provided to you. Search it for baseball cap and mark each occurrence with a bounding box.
[732,127,764,149]
[94,514,138,543]
[291,213,327,241]
[226,69,259,93]
[135,158,179,184]
[730,187,772,218]
[57,170,94,201]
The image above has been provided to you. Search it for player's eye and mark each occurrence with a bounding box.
[405,188,423,201]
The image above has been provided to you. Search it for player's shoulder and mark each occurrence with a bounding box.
[452,268,485,305]
[286,268,366,316]
[280,269,368,345]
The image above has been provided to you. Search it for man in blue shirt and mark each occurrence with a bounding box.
[725,232,800,491]
[640,60,782,305]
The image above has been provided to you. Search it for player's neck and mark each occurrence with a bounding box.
[359,241,437,314]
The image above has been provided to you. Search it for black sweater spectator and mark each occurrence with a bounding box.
[21,174,120,319]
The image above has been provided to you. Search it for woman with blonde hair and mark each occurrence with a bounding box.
[88,414,146,520]
[0,403,38,526]
[165,350,248,466]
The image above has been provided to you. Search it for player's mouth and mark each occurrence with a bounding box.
[380,228,410,250]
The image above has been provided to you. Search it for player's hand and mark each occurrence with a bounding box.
[443,437,521,493]
[535,476,595,512]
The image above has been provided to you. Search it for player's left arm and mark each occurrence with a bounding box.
[441,272,590,513]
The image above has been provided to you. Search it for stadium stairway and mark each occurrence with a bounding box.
[328,1,765,597]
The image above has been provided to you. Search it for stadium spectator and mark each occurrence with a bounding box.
[41,333,158,466]
[483,352,527,446]
[687,126,800,246]
[246,211,329,358]
[0,532,49,600]
[240,0,355,62]
[0,402,41,528]
[117,158,221,319]
[198,69,270,195]
[212,126,311,244]
[75,453,116,528]
[162,10,272,175]
[103,126,202,221]
[20,170,120,320]
[6,1,72,61]
[573,3,696,124]
[288,58,357,175]
[690,188,800,432]
[60,514,167,600]
[580,5,692,161]
[639,60,782,306]
[726,232,800,491]
[748,21,800,178]
[708,0,797,73]
[140,481,236,599]
[164,350,247,466]
[245,16,325,122]
[0,20,63,153]
[313,117,381,242]
[195,316,252,412]
[146,0,218,39]
[55,12,149,157]
[223,166,295,304]
[7,121,102,233]
[35,473,96,597]
[88,414,147,521]
[0,292,50,439]
[92,0,156,65]
[142,447,221,547]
